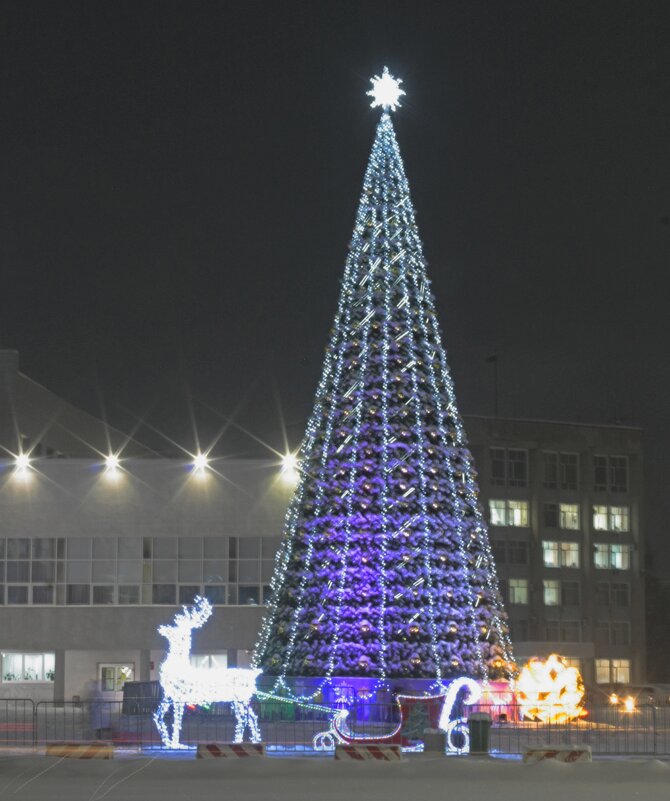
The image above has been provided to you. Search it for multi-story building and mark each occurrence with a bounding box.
[0,351,645,700]
[467,416,645,688]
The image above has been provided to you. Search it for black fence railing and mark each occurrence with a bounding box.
[0,699,669,755]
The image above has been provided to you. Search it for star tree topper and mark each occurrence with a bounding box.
[367,67,405,112]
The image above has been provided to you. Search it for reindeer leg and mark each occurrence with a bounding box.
[232,701,245,743]
[247,705,261,743]
[171,701,185,749]
[154,698,171,748]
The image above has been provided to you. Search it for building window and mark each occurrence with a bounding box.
[562,581,580,606]
[560,453,579,491]
[611,621,630,646]
[543,452,579,490]
[596,582,610,605]
[594,455,629,493]
[544,503,559,528]
[509,578,528,605]
[152,584,176,605]
[593,505,630,532]
[489,500,529,527]
[490,448,506,486]
[559,504,580,530]
[595,622,610,645]
[594,544,632,570]
[543,502,579,529]
[508,541,529,565]
[543,452,558,489]
[545,620,560,641]
[1,652,55,682]
[511,620,529,641]
[489,448,528,488]
[543,580,560,606]
[612,658,631,683]
[491,540,506,564]
[595,659,611,684]
[507,450,528,487]
[99,664,134,692]
[189,653,227,670]
[563,657,581,672]
[596,658,631,684]
[543,541,580,568]
[612,583,630,607]
[561,621,581,642]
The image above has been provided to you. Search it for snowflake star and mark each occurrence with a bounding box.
[367,67,405,112]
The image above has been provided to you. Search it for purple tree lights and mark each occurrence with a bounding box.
[254,71,514,686]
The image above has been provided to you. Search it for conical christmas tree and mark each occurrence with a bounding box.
[255,69,514,685]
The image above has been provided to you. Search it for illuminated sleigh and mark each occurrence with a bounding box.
[314,677,482,752]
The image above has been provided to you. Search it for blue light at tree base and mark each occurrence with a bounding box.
[254,70,515,688]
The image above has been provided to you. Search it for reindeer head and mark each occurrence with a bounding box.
[158,596,213,655]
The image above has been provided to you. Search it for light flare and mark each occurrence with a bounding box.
[515,654,586,724]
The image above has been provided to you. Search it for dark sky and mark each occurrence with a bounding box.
[2,2,669,561]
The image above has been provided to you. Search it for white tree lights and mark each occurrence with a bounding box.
[154,597,261,748]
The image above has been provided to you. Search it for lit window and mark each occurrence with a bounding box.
[489,500,529,527]
[543,541,559,568]
[561,542,580,568]
[99,664,134,692]
[543,541,580,568]
[592,505,629,532]
[610,507,629,532]
[560,504,580,530]
[562,657,581,672]
[611,658,631,683]
[189,654,227,670]
[509,578,528,605]
[594,544,631,570]
[595,659,611,684]
[1,652,55,682]
[543,579,560,605]
[508,501,529,527]
[489,500,507,526]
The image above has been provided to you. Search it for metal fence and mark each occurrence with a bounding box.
[1,699,669,755]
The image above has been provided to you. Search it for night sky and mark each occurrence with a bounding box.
[2,3,669,563]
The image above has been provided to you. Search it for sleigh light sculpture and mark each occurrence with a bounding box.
[154,596,261,748]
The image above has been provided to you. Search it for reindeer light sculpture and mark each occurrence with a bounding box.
[154,596,262,748]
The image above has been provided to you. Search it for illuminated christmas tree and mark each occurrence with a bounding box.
[255,69,514,685]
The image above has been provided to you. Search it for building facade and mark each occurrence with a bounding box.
[466,416,645,689]
[0,351,645,700]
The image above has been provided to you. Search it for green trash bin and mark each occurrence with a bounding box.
[468,712,492,754]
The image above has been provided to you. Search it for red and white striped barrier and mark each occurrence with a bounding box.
[196,743,265,758]
[523,746,592,764]
[335,744,403,761]
[46,742,114,759]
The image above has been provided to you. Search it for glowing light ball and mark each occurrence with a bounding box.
[515,654,586,724]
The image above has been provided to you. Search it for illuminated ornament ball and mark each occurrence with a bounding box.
[515,654,586,724]
[367,67,405,112]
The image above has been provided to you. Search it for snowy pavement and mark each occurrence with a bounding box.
[1,754,670,801]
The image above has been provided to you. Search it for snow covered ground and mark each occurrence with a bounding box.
[1,753,670,801]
